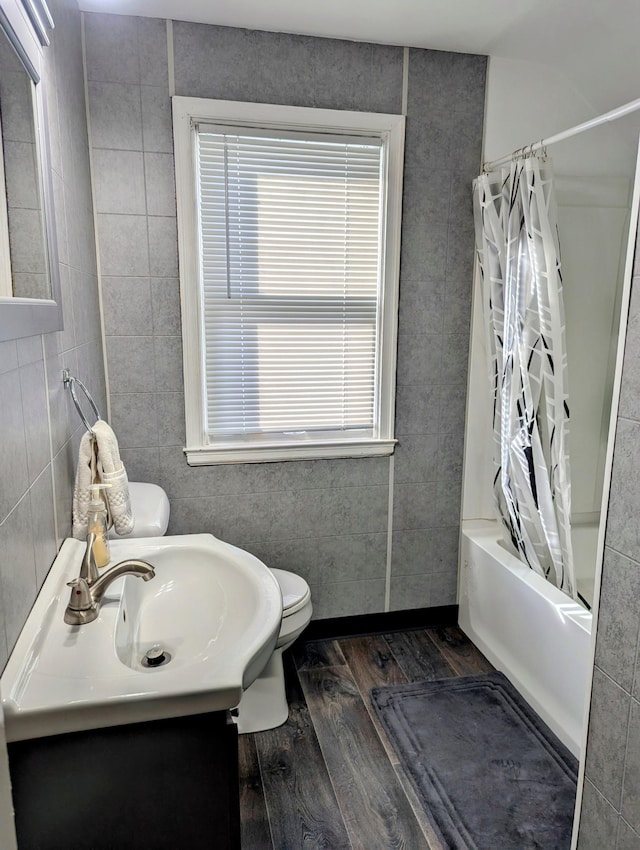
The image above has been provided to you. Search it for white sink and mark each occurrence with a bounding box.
[1,534,282,742]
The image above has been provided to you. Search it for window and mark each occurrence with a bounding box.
[173,98,404,464]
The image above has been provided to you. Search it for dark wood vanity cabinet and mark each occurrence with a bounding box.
[8,710,240,849]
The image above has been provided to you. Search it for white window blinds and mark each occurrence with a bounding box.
[196,125,384,443]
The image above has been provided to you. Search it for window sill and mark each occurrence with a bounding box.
[184,439,397,466]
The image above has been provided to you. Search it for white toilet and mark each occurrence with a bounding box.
[233,567,312,734]
[109,482,171,539]
[113,481,313,735]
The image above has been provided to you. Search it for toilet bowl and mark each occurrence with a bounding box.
[233,568,313,734]
[115,481,312,734]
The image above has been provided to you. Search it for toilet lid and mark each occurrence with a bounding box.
[272,569,311,617]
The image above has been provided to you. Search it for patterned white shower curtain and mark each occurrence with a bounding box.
[472,157,576,599]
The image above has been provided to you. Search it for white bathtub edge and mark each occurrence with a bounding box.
[458,519,592,759]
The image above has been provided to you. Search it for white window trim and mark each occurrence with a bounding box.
[0,0,43,298]
[172,97,404,465]
[0,0,45,78]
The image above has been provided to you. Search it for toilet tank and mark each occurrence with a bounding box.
[109,482,170,539]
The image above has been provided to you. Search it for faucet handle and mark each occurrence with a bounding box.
[65,578,94,613]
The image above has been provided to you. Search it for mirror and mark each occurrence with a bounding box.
[0,0,61,340]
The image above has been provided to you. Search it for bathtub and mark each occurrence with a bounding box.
[458,520,593,758]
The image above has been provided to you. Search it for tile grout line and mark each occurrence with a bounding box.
[40,334,60,549]
[402,47,409,116]
[80,12,111,423]
[168,483,392,497]
[15,358,38,593]
[166,20,175,97]
[384,455,394,612]
[389,47,408,607]
[616,686,635,816]
[620,815,640,842]
[137,22,154,368]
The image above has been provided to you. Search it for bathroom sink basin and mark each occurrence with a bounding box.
[113,540,276,675]
[1,534,282,742]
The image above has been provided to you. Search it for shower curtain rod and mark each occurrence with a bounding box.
[482,95,640,172]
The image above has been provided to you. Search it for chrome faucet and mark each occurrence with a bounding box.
[64,532,155,625]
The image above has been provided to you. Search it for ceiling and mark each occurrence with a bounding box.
[79,0,640,114]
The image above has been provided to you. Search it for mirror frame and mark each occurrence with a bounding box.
[0,0,61,341]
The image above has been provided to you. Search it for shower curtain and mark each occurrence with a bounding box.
[472,156,576,599]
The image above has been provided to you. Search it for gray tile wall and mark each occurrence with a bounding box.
[578,222,640,848]
[85,14,486,619]
[391,49,484,609]
[0,0,104,671]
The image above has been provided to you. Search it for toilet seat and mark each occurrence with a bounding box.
[272,568,311,618]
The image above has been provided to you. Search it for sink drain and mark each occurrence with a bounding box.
[141,646,172,668]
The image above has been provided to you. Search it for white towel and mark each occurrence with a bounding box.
[72,421,134,539]
[72,430,95,539]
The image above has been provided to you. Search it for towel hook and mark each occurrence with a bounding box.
[62,369,102,437]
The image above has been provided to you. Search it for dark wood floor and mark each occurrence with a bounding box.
[238,625,494,850]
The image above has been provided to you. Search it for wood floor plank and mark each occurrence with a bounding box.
[426,625,494,676]
[339,634,408,693]
[238,733,273,850]
[299,663,431,850]
[339,635,447,849]
[339,634,408,765]
[241,629,496,850]
[385,629,456,682]
[293,638,346,671]
[254,653,351,850]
